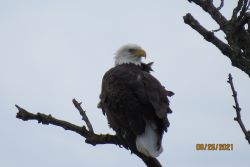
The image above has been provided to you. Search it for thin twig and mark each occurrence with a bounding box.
[217,0,224,10]
[240,0,250,15]
[247,1,250,10]
[187,0,229,34]
[212,27,222,32]
[72,98,94,133]
[227,73,250,144]
[232,0,244,21]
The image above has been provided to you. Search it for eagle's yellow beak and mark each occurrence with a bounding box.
[133,49,146,58]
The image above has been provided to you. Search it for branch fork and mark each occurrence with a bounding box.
[184,0,250,77]
[15,99,162,167]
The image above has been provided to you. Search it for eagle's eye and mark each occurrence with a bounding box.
[128,48,136,53]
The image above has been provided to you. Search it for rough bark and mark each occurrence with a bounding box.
[15,99,162,167]
[184,0,250,77]
[185,0,250,145]
[227,74,250,144]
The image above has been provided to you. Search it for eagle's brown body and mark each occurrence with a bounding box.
[99,63,173,157]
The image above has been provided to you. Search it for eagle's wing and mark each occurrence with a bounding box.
[131,71,172,131]
[99,64,173,135]
[99,66,146,136]
[143,72,172,116]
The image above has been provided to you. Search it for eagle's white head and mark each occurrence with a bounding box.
[114,44,146,66]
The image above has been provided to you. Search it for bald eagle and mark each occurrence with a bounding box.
[99,44,173,157]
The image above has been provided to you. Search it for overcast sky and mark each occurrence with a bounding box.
[1,0,250,167]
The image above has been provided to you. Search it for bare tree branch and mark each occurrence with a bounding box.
[232,0,245,21]
[72,98,94,133]
[15,99,162,167]
[217,0,224,10]
[183,13,233,56]
[239,0,250,19]
[15,104,120,146]
[184,0,250,77]
[187,0,229,33]
[227,74,250,144]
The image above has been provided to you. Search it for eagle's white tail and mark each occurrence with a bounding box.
[135,121,163,157]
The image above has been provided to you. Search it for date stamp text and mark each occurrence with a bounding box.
[196,144,233,151]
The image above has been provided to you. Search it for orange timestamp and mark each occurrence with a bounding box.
[196,144,233,151]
